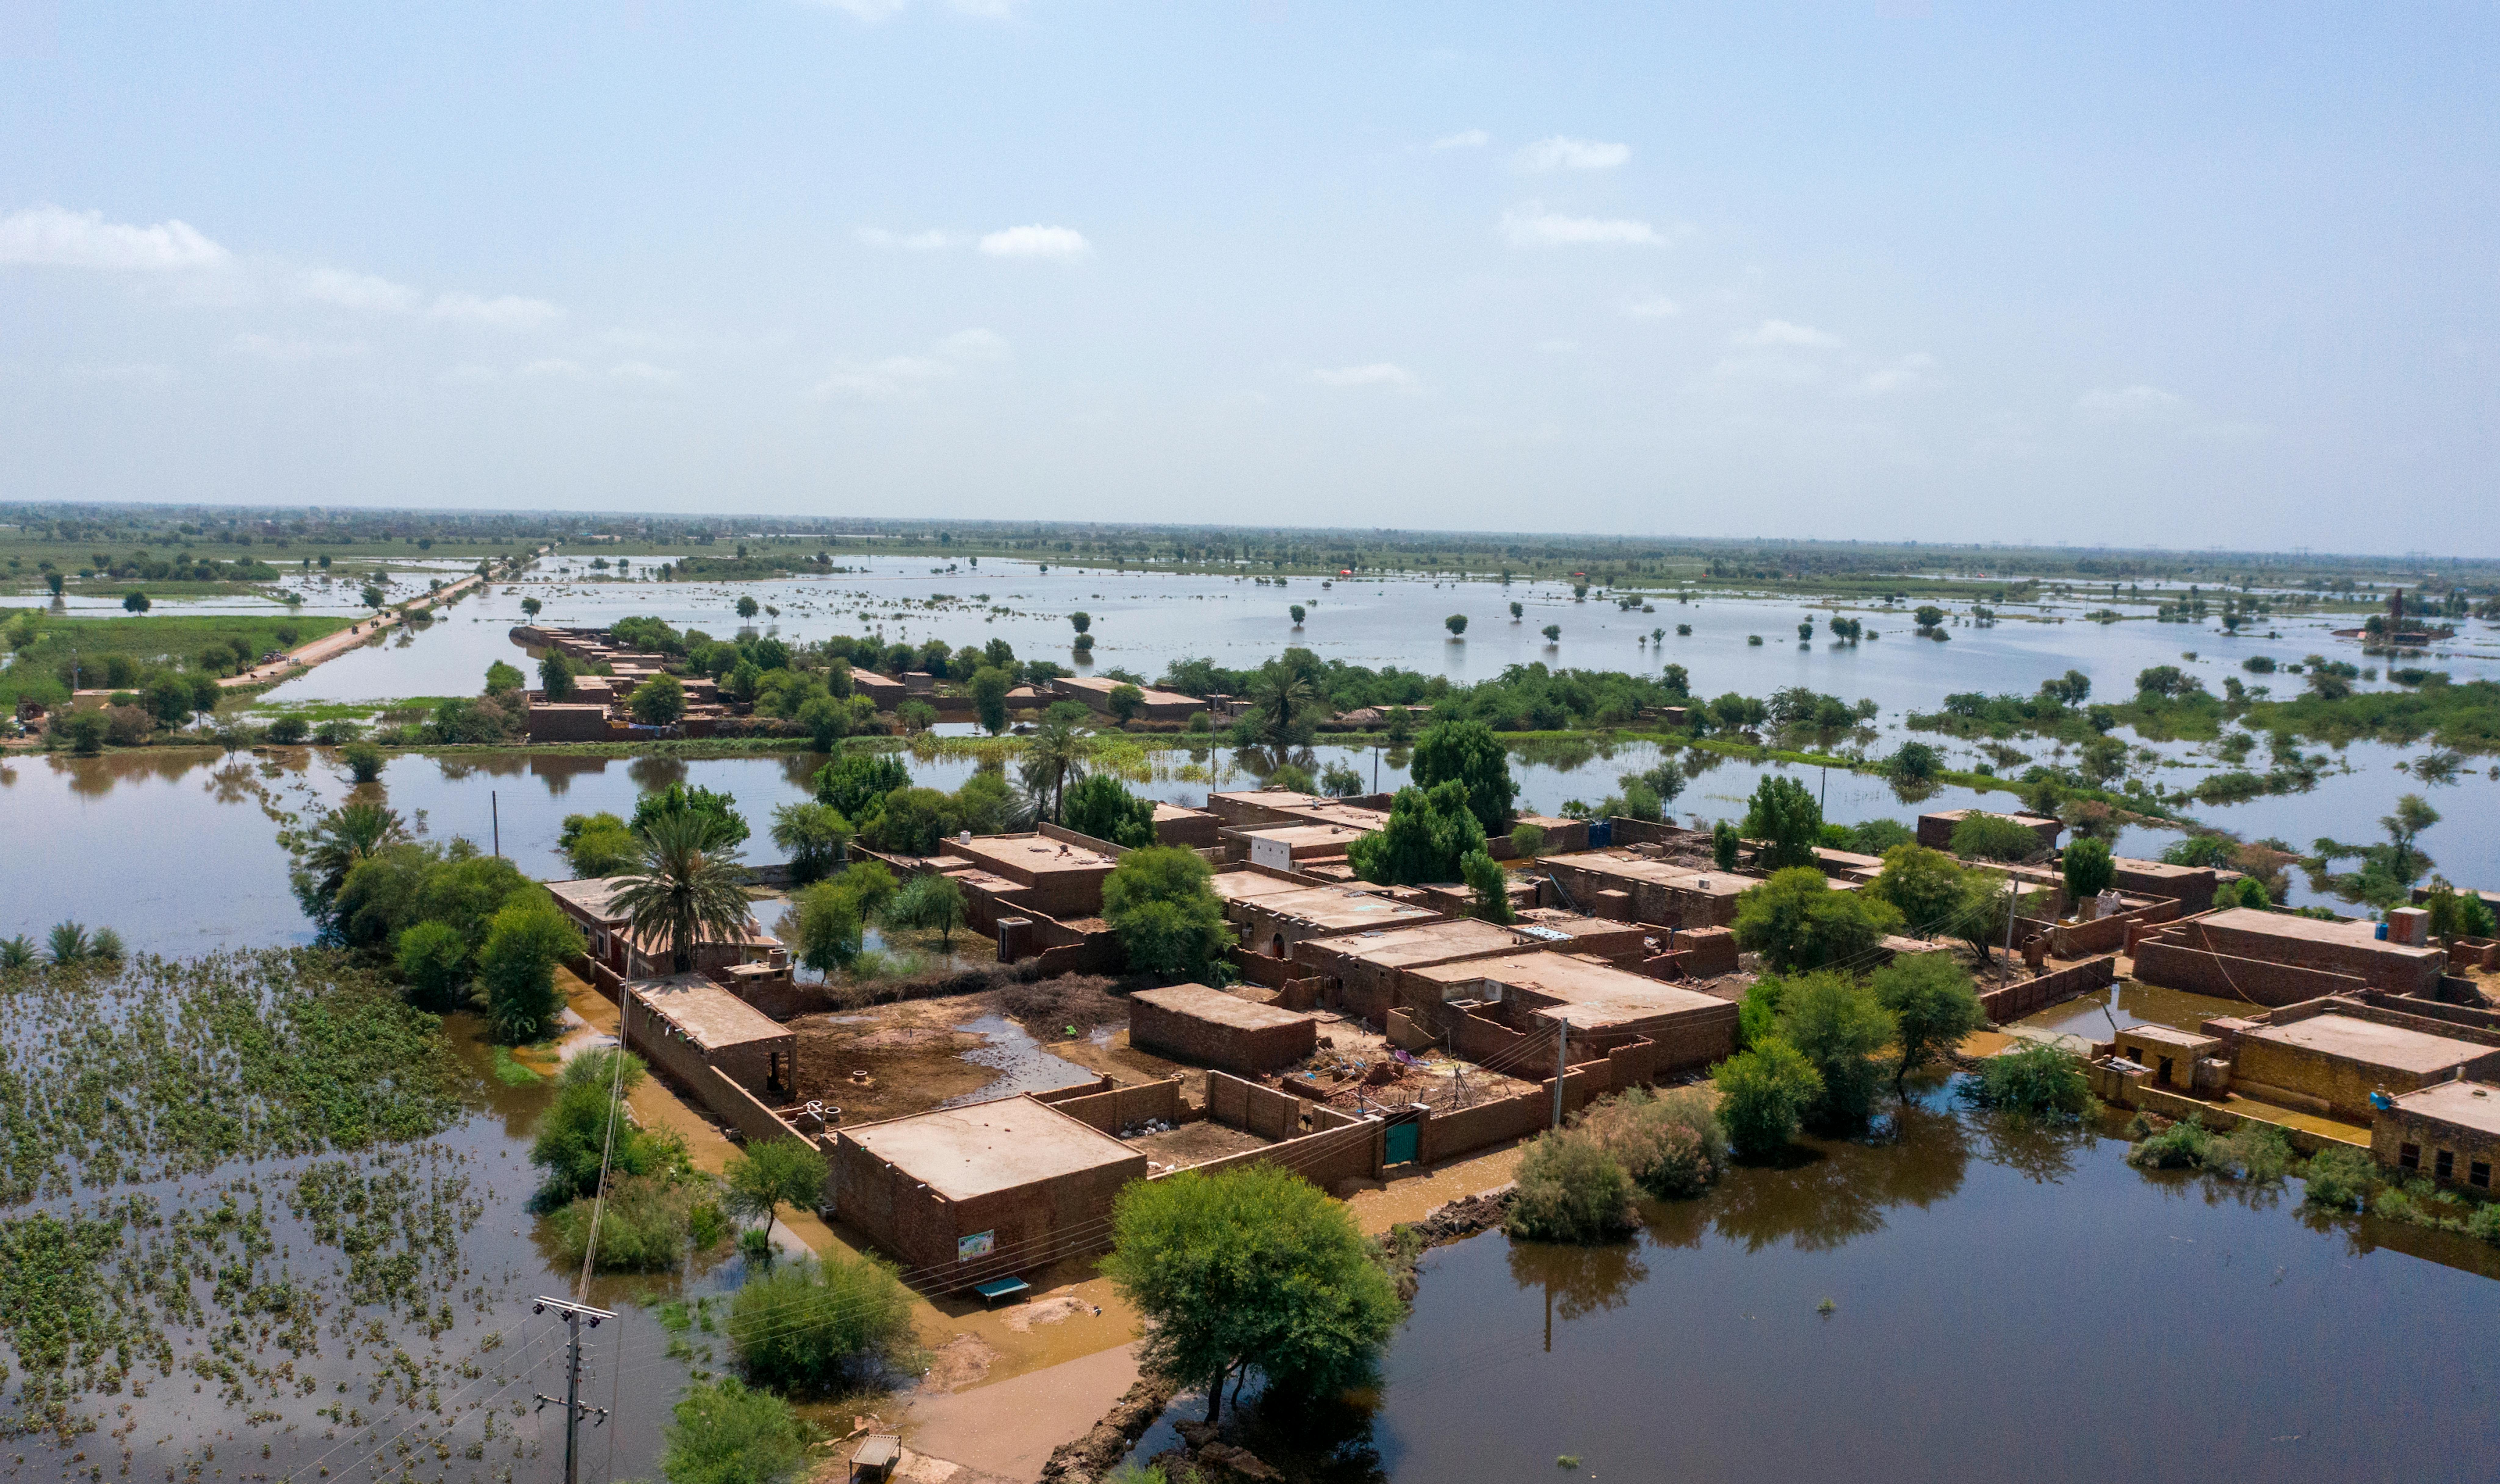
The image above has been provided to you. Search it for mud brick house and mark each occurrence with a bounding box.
[547,877,790,987]
[1129,984,1319,1074]
[1534,851,1766,928]
[2133,907,2447,1003]
[1408,950,1738,1072]
[1213,875,1447,957]
[623,972,798,1104]
[1151,802,1222,849]
[1284,918,1532,1021]
[1047,675,1207,722]
[830,1094,1147,1288]
[2373,1080,2500,1191]
[2107,856,2242,915]
[1916,808,2065,855]
[940,830,1121,925]
[2202,995,2500,1122]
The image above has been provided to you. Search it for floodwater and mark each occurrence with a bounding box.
[0,727,2475,962]
[1127,1088,2500,1484]
[938,1014,1102,1107]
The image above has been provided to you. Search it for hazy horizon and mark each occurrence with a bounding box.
[5,4,2495,554]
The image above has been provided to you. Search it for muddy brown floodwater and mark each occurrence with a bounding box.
[1126,1085,2500,1484]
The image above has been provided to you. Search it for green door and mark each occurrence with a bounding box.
[1384,1120,1419,1166]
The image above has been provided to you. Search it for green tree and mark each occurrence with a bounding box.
[57,710,110,755]
[1347,780,1487,886]
[1248,669,1315,745]
[797,693,878,750]
[1871,952,1983,1092]
[1714,1039,1823,1159]
[630,673,688,726]
[1510,600,1524,621]
[529,1049,679,1202]
[1106,683,1145,724]
[2062,836,2116,904]
[477,892,584,1043]
[633,782,751,849]
[815,750,911,820]
[1732,867,1904,973]
[1950,812,2044,863]
[1541,623,1562,643]
[1712,818,1740,871]
[1064,772,1156,848]
[340,740,386,781]
[735,594,760,620]
[484,659,525,694]
[896,697,938,733]
[291,800,412,923]
[1102,846,1234,979]
[1445,613,1468,638]
[1740,775,1823,871]
[769,801,853,886]
[1866,844,1971,937]
[2383,793,2439,882]
[1776,971,1894,1129]
[725,1256,917,1396]
[559,811,641,877]
[612,810,753,975]
[970,665,1013,735]
[520,596,542,619]
[394,920,471,1009]
[1504,1128,1637,1244]
[1964,1042,2092,1118]
[1289,604,1306,625]
[1070,610,1091,635]
[1016,711,1089,822]
[883,870,967,949]
[858,785,954,854]
[660,1378,809,1484]
[722,1138,829,1245]
[1461,849,1514,924]
[360,583,386,609]
[1102,1164,1402,1427]
[122,590,150,613]
[1410,719,1516,833]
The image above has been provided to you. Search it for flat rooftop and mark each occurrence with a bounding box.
[1297,917,1526,968]
[2243,1012,2489,1075]
[1132,983,1313,1031]
[2390,1080,2500,1138]
[1271,802,1392,832]
[842,1095,1142,1204]
[1211,870,1314,906]
[2121,1024,2222,1051]
[1229,884,1444,933]
[1054,675,1200,707]
[626,973,789,1052]
[1152,802,1211,822]
[1415,950,1729,1029]
[1234,820,1377,854]
[546,877,630,923]
[1543,851,1764,897]
[949,833,1120,878]
[2201,908,2446,960]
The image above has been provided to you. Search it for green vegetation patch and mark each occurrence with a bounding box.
[0,609,350,711]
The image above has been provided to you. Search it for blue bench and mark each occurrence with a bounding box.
[972,1277,1029,1306]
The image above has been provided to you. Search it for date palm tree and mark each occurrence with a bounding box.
[613,810,753,976]
[1250,670,1314,745]
[1017,712,1089,823]
[295,800,411,924]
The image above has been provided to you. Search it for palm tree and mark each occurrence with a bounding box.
[297,801,410,920]
[1250,670,1314,745]
[1017,713,1089,822]
[47,922,91,965]
[0,935,35,970]
[612,810,754,976]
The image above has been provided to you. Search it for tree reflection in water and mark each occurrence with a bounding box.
[1678,1099,1972,1254]
[1505,1237,1651,1346]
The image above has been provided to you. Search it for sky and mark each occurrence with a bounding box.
[2,2,2494,552]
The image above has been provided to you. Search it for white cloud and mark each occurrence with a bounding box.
[977,225,1091,261]
[2076,384,2188,422]
[856,226,968,251]
[1514,136,1630,172]
[1855,352,1940,395]
[1430,129,1490,150]
[432,292,563,329]
[0,204,229,271]
[815,328,1011,399]
[1310,362,1416,389]
[1619,292,1681,320]
[1499,203,1673,248]
[229,332,367,362]
[1732,318,1842,349]
[297,267,420,313]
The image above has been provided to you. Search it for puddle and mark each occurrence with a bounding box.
[939,1013,1099,1107]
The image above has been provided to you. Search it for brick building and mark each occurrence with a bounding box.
[1535,851,1766,928]
[2133,908,2448,1003]
[2373,1080,2500,1192]
[1129,984,1319,1074]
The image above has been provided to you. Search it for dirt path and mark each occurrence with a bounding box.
[221,547,541,689]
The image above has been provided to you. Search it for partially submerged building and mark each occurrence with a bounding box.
[1047,675,1207,723]
[933,825,1128,972]
[547,877,792,991]
[2374,1080,2500,1192]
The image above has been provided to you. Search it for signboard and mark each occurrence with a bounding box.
[956,1230,995,1262]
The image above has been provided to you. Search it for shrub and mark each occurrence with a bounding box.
[1732,867,1904,973]
[1952,812,2046,863]
[2216,1121,2293,1182]
[1579,1087,1724,1199]
[1871,951,1983,1089]
[529,1049,684,1203]
[2061,836,2116,904]
[1711,819,1740,871]
[1461,850,1513,924]
[661,1378,810,1484]
[312,718,360,746]
[477,894,584,1043]
[2301,1145,2376,1212]
[2126,1118,2219,1170]
[394,919,471,1009]
[560,811,642,877]
[1965,1043,2091,1118]
[1063,773,1156,848]
[1505,1128,1639,1244]
[341,740,385,782]
[544,1175,703,1272]
[728,1254,920,1391]
[265,715,310,745]
[630,674,688,726]
[57,710,110,755]
[1714,1038,1823,1159]
[1509,823,1547,859]
[1777,971,1894,1130]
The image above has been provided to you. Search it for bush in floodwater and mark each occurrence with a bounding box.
[545,1175,705,1273]
[1964,1043,2093,1118]
[2465,1200,2500,1247]
[529,1049,688,1205]
[1714,1038,1824,1159]
[728,1253,919,1392]
[1578,1086,1725,1199]
[2216,1122,2294,1182]
[1505,1127,1639,1244]
[2126,1118,2220,1170]
[661,1378,810,1484]
[2302,1145,2377,1212]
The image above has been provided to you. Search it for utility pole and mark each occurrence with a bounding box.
[491,790,500,857]
[1551,1018,1568,1129]
[532,1296,614,1484]
[2002,878,2018,982]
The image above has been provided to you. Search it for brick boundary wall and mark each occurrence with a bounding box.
[1975,956,2118,1024]
[2131,942,2366,1006]
[1042,1079,1184,1134]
